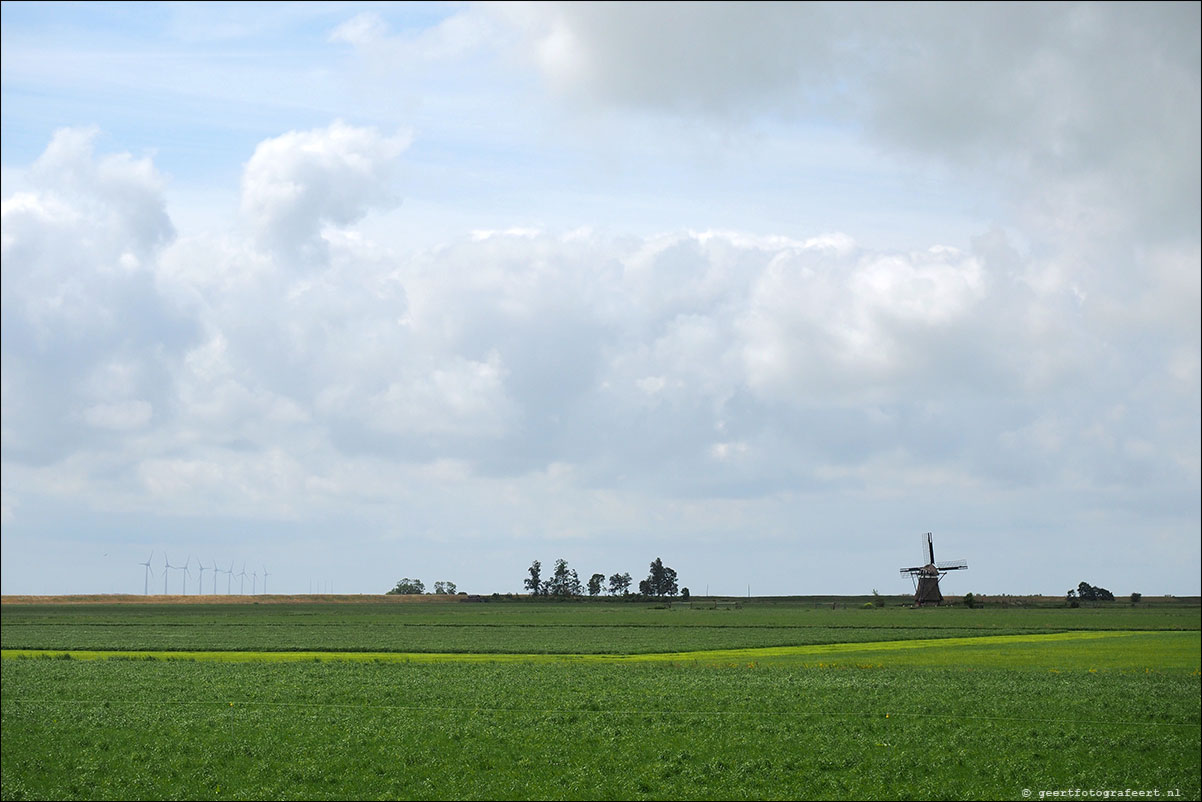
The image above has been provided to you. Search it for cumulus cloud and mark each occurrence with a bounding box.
[240,121,411,266]
[141,216,1194,513]
[1,128,196,465]
[6,121,1194,524]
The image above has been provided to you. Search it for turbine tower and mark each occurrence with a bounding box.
[262,566,270,595]
[197,560,208,595]
[212,560,220,595]
[238,563,247,595]
[140,552,155,596]
[226,561,235,594]
[163,554,174,595]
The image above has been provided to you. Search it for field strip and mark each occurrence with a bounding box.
[2,697,1198,728]
[0,629,1152,664]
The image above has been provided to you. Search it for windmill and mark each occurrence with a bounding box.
[238,563,247,595]
[226,561,235,594]
[197,560,208,595]
[899,532,967,607]
[251,570,258,595]
[163,554,175,595]
[140,552,155,596]
[262,566,270,595]
[212,559,220,595]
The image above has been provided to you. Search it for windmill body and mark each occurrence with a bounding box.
[899,533,968,607]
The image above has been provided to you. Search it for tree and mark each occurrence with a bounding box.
[387,578,425,595]
[525,560,543,596]
[681,587,690,601]
[1130,592,1142,604]
[433,581,457,595]
[1078,581,1115,603]
[644,557,678,597]
[547,559,582,598]
[963,592,976,609]
[638,578,652,596]
[608,572,632,596]
[588,573,605,597]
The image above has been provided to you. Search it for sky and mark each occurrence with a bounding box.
[1,1,1198,598]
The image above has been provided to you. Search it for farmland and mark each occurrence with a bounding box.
[2,598,1199,800]
[3,597,1196,654]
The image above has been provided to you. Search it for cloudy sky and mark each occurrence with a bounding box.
[2,2,1198,597]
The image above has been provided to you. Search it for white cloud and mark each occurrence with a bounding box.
[240,121,411,266]
[1,127,197,465]
[329,13,390,48]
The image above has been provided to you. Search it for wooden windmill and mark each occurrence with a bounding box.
[899,532,967,607]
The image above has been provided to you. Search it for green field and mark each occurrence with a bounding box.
[3,599,1195,654]
[2,599,1199,801]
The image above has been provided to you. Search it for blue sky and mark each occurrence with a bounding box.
[2,2,1199,597]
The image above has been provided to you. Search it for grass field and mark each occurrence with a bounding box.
[2,598,1199,801]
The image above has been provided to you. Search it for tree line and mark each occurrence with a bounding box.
[524,557,685,599]
[386,578,458,595]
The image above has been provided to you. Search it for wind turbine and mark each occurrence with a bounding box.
[252,570,258,595]
[163,554,174,595]
[238,563,247,595]
[226,561,235,594]
[212,560,220,595]
[140,552,155,595]
[197,560,208,595]
[262,566,270,595]
[180,556,193,595]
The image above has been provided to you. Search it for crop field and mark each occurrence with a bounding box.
[3,599,1196,654]
[2,599,1199,801]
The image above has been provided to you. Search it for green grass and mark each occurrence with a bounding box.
[2,600,1196,654]
[2,600,1199,800]
[3,653,1198,800]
